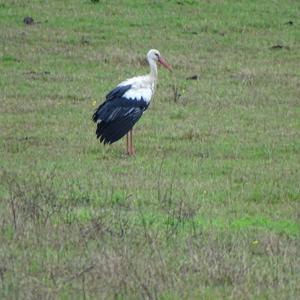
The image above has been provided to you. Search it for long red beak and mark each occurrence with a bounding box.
[158,56,172,71]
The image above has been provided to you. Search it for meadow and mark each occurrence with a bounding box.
[0,0,300,299]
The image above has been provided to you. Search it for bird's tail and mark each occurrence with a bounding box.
[92,112,98,123]
[95,116,138,145]
[92,108,101,123]
[96,122,104,140]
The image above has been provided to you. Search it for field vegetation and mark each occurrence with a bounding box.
[0,0,300,299]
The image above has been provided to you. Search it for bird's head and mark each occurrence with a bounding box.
[147,49,172,71]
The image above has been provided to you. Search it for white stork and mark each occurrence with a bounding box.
[92,49,171,155]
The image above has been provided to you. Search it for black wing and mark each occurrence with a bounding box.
[92,85,132,123]
[92,85,149,145]
[96,107,144,144]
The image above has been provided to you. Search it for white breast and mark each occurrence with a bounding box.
[123,87,152,103]
[119,75,155,104]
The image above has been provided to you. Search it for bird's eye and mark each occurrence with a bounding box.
[155,53,159,58]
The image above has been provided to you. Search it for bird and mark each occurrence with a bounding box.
[92,49,172,155]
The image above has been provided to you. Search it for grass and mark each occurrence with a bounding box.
[0,0,300,298]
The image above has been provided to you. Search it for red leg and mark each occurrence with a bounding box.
[127,131,133,156]
[126,133,130,155]
[130,129,135,155]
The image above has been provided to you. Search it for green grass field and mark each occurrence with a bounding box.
[1,0,300,299]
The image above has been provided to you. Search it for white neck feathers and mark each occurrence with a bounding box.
[148,58,158,80]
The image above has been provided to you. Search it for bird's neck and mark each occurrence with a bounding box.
[148,59,158,81]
